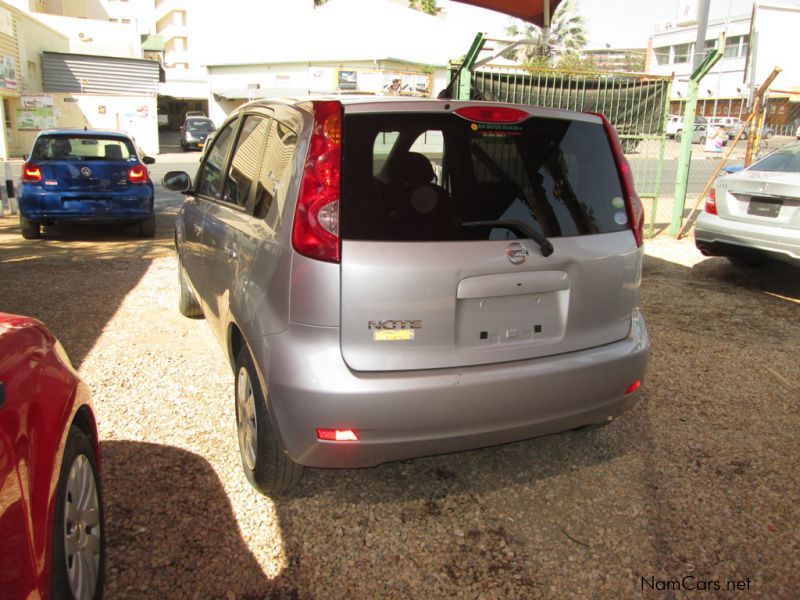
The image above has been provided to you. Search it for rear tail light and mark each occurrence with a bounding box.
[128,164,149,184]
[592,113,645,247]
[316,428,359,442]
[705,188,718,215]
[292,100,342,263]
[22,162,42,183]
[454,106,530,124]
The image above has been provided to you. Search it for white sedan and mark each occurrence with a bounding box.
[695,142,800,266]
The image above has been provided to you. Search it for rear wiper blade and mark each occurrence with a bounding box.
[462,219,554,257]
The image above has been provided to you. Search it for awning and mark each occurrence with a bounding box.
[450,0,562,26]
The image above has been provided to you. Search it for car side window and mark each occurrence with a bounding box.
[253,118,298,228]
[222,115,270,208]
[196,119,237,199]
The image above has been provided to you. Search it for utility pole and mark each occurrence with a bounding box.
[693,0,711,71]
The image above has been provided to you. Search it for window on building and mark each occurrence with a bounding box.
[121,18,131,24]
[654,46,670,66]
[704,39,717,51]
[673,43,692,64]
[724,35,749,59]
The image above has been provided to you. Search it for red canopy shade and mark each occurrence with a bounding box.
[450,0,563,27]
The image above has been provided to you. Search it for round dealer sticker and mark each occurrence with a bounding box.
[614,211,628,225]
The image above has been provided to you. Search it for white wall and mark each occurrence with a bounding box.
[15,7,69,91]
[751,3,800,90]
[31,12,142,58]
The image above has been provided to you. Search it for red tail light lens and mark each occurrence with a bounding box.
[22,162,42,183]
[128,164,149,184]
[454,106,530,123]
[705,188,717,215]
[592,113,644,247]
[292,100,342,263]
[316,428,359,442]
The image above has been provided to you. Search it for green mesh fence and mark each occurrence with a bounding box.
[451,64,674,237]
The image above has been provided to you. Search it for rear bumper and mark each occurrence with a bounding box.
[695,211,800,263]
[19,185,154,223]
[259,312,650,468]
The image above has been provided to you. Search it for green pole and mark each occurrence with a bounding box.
[457,32,485,101]
[670,79,699,235]
[670,48,722,236]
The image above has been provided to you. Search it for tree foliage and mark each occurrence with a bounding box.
[409,0,439,15]
[313,0,329,6]
[506,0,587,66]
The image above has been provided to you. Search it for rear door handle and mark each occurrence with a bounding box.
[225,242,238,260]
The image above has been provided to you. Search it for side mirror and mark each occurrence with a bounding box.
[162,171,192,192]
[142,156,156,165]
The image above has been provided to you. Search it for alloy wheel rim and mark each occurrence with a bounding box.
[64,454,101,600]
[237,366,258,470]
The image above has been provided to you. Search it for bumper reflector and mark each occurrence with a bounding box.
[625,380,642,395]
[317,428,359,442]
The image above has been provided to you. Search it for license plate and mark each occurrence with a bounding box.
[747,197,782,218]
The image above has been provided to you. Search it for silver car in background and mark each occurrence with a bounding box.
[695,142,800,266]
[165,97,650,494]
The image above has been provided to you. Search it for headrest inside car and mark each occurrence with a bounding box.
[389,152,435,184]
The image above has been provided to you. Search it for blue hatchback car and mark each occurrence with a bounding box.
[18,129,156,239]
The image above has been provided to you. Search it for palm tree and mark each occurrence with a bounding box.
[409,0,439,15]
[506,0,588,66]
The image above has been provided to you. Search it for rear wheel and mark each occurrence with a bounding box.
[138,215,156,238]
[51,427,104,600]
[20,216,41,239]
[235,346,303,496]
[177,254,203,318]
[675,131,682,142]
[699,136,706,145]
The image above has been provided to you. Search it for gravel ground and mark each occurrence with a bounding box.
[1,207,798,598]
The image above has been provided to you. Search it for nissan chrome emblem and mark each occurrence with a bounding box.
[80,167,92,177]
[506,242,528,265]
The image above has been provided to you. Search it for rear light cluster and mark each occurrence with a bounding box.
[593,113,645,247]
[22,162,42,183]
[292,100,342,263]
[128,164,149,184]
[705,188,718,215]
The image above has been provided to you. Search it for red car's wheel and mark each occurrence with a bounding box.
[51,426,104,600]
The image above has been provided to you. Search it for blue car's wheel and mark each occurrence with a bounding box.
[19,215,41,240]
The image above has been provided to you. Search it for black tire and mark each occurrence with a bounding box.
[51,426,105,600]
[20,215,41,239]
[177,254,203,318]
[699,136,706,145]
[138,215,156,238]
[675,131,682,142]
[235,346,303,495]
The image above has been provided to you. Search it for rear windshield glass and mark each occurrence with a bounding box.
[749,144,800,173]
[341,112,628,241]
[186,118,215,132]
[31,135,136,161]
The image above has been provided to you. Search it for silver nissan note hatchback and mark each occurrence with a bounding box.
[165,97,650,494]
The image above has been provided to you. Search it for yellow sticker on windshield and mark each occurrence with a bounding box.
[373,330,415,341]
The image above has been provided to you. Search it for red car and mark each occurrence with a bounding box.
[0,313,104,600]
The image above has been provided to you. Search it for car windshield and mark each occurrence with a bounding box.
[187,119,215,132]
[30,135,135,161]
[749,144,800,173]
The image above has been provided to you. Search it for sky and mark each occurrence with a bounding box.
[438,0,759,49]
